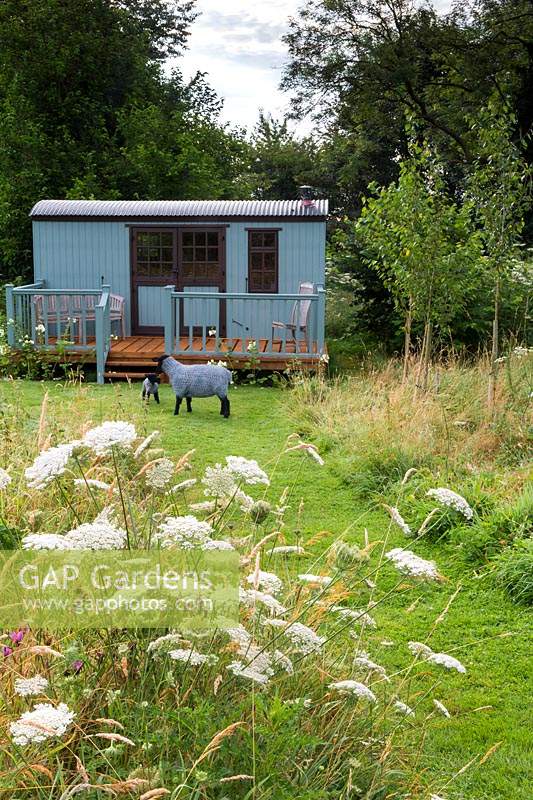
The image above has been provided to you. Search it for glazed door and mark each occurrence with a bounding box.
[177,227,226,337]
[131,227,177,335]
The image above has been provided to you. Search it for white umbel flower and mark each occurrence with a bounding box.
[394,700,415,717]
[147,633,185,655]
[263,619,325,655]
[239,587,287,616]
[409,642,466,673]
[145,458,174,490]
[73,478,113,491]
[25,443,76,489]
[0,467,11,490]
[331,606,377,628]
[386,506,412,536]
[166,478,197,495]
[408,641,434,657]
[329,680,377,703]
[246,570,283,596]
[385,548,440,580]
[354,655,389,681]
[10,702,75,745]
[227,661,270,685]
[225,456,270,485]
[201,539,235,551]
[154,515,214,549]
[83,421,137,455]
[202,464,237,498]
[14,675,49,697]
[168,648,218,666]
[426,488,473,520]
[65,520,127,550]
[21,533,73,550]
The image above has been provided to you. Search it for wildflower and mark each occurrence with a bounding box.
[329,680,377,703]
[25,443,77,489]
[269,545,305,555]
[201,539,235,551]
[14,675,49,697]
[246,340,257,352]
[394,700,415,717]
[298,574,333,587]
[386,505,412,536]
[249,499,271,523]
[70,660,84,674]
[168,648,218,666]
[145,458,174,490]
[21,533,73,550]
[239,588,287,616]
[331,606,377,628]
[426,488,473,520]
[225,456,269,485]
[433,699,451,718]
[246,570,283,595]
[166,478,197,495]
[354,655,389,681]
[83,421,137,455]
[10,630,25,644]
[3,646,14,657]
[35,323,46,335]
[189,500,216,513]
[0,467,11,490]
[408,643,466,673]
[65,519,127,550]
[147,633,186,655]
[133,430,160,459]
[154,515,213,549]
[227,661,269,685]
[202,464,237,498]
[226,626,276,682]
[263,619,325,655]
[408,641,434,657]
[73,478,113,491]
[10,702,75,745]
[235,488,255,512]
[385,548,440,580]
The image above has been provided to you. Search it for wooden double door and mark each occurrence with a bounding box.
[130,226,226,336]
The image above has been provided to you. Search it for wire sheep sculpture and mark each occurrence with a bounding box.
[154,355,232,418]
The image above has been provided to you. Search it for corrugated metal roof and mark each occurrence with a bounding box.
[30,199,328,219]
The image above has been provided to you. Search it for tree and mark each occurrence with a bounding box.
[465,103,531,413]
[354,134,482,386]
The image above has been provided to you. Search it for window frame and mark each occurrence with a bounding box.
[246,228,280,294]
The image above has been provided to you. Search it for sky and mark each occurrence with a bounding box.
[177,0,304,133]
[176,0,452,134]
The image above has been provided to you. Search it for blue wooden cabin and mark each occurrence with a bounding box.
[6,198,327,382]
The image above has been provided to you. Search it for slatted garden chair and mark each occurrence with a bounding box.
[33,293,125,339]
[271,281,315,343]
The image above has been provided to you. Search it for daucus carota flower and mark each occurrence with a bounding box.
[65,520,127,550]
[354,655,389,681]
[201,539,235,551]
[168,648,218,666]
[10,702,75,745]
[329,680,377,703]
[147,633,186,655]
[408,642,466,673]
[426,488,473,520]
[239,588,287,616]
[263,619,325,655]
[225,456,270,485]
[14,675,49,697]
[385,548,440,580]
[145,458,174,490]
[394,700,415,717]
[386,505,412,536]
[154,515,213,549]
[25,443,76,489]
[433,699,451,718]
[83,421,137,455]
[73,478,113,491]
[227,661,270,685]
[0,467,11,490]
[246,570,283,596]
[202,464,237,498]
[331,606,377,628]
[166,478,197,495]
[21,533,73,550]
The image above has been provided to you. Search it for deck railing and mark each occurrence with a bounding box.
[4,281,111,383]
[163,285,326,360]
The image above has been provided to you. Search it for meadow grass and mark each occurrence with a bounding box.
[0,368,531,799]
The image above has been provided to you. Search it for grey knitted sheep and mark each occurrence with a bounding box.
[155,355,232,418]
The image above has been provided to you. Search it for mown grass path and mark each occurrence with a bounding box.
[3,379,531,800]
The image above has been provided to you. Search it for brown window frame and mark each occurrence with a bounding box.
[247,229,279,293]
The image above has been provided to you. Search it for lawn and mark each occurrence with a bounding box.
[0,377,531,799]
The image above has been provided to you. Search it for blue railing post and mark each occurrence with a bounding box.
[95,285,110,385]
[316,285,326,354]
[5,284,15,346]
[164,285,175,354]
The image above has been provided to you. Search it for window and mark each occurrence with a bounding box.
[247,230,279,293]
[181,230,221,282]
[134,230,175,278]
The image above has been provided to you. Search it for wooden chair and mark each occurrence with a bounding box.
[272,282,314,343]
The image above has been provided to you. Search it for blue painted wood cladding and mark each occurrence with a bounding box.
[32,219,326,339]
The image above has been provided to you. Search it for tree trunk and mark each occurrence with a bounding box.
[487,276,501,416]
[402,299,413,382]
[421,320,432,392]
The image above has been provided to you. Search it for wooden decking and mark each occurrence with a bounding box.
[53,336,325,379]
